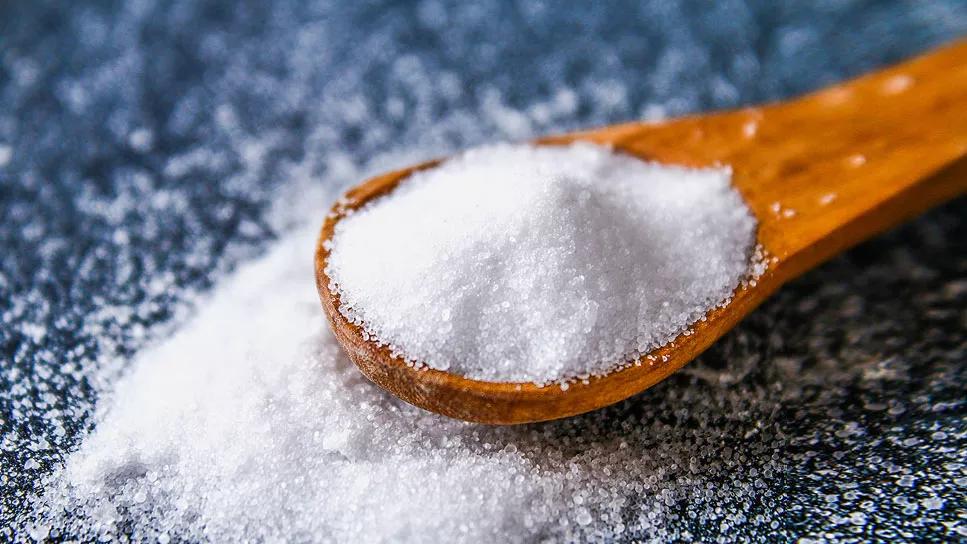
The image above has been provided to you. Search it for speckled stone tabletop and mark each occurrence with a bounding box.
[1,1,965,542]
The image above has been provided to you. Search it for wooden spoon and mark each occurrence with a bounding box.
[315,39,967,425]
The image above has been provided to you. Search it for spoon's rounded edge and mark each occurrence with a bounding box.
[313,143,778,425]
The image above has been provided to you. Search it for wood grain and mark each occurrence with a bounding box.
[315,39,967,424]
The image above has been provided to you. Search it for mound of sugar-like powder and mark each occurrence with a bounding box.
[326,143,758,383]
[19,227,777,543]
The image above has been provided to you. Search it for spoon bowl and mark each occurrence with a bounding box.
[316,39,967,424]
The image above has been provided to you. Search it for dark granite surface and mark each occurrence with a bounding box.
[1,1,965,541]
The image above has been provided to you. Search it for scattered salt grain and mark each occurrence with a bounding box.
[882,74,914,94]
[127,128,154,153]
[770,201,797,219]
[326,143,758,383]
[641,103,668,122]
[0,144,12,167]
[742,120,758,138]
[847,154,867,167]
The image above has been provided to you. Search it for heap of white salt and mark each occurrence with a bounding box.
[23,227,788,544]
[326,143,757,383]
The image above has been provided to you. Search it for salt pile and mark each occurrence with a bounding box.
[20,227,775,543]
[326,143,757,383]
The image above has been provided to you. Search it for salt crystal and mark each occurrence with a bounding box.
[882,74,914,94]
[742,120,758,138]
[128,128,154,152]
[847,154,867,167]
[0,144,12,167]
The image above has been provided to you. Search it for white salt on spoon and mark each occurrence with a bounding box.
[325,143,757,385]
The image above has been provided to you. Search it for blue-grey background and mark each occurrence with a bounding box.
[1,1,965,541]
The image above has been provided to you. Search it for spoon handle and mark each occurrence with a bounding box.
[744,38,967,282]
[594,38,967,284]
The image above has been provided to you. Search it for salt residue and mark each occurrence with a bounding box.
[326,143,757,383]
